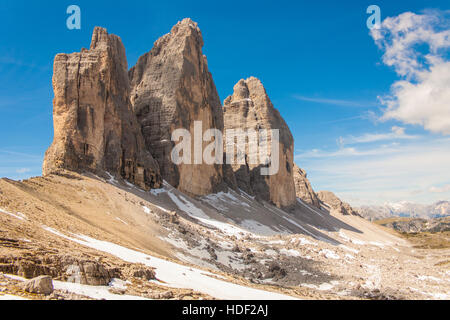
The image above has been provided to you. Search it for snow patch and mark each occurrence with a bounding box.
[150,188,166,196]
[417,275,443,283]
[43,228,297,300]
[115,217,128,225]
[290,236,317,246]
[320,249,340,260]
[142,206,152,215]
[0,208,27,221]
[339,231,366,245]
[302,281,338,291]
[53,280,148,300]
[339,245,359,254]
[280,249,301,257]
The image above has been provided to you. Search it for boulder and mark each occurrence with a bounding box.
[20,275,54,295]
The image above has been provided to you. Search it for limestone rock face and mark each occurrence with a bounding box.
[129,18,228,196]
[223,77,296,208]
[65,260,113,286]
[293,164,320,208]
[43,27,161,190]
[317,191,360,216]
[20,275,54,295]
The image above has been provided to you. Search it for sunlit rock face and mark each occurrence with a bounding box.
[43,27,161,190]
[317,191,360,216]
[129,18,234,196]
[293,164,321,209]
[223,77,296,208]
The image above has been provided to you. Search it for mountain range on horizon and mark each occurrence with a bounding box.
[357,200,450,221]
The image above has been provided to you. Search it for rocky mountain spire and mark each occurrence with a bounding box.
[43,27,161,190]
[317,191,360,216]
[129,18,231,196]
[223,77,296,208]
[293,164,321,208]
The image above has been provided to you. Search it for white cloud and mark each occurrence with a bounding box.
[296,137,450,206]
[16,168,31,174]
[429,184,450,193]
[296,144,398,159]
[292,95,378,108]
[338,126,418,145]
[371,11,450,135]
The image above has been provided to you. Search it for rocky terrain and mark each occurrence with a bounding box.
[1,19,449,300]
[1,173,449,300]
[291,169,360,216]
[376,217,450,234]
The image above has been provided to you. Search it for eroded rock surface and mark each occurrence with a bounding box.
[129,19,229,196]
[223,77,296,208]
[293,164,320,208]
[43,27,161,190]
[20,276,54,295]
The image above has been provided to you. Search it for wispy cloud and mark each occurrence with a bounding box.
[0,149,43,160]
[320,115,366,124]
[296,137,450,206]
[429,184,450,193]
[0,149,43,180]
[0,56,50,71]
[295,145,399,159]
[338,126,419,145]
[293,95,379,108]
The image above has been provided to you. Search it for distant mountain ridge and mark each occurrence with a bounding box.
[358,201,450,221]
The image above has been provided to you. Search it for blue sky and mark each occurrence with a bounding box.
[0,0,449,205]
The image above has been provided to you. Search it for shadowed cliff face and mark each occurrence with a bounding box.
[43,27,162,190]
[293,164,321,209]
[129,18,232,196]
[223,77,296,208]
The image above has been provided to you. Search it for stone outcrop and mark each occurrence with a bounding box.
[43,27,161,190]
[317,191,360,216]
[20,276,54,295]
[223,77,296,208]
[129,18,230,196]
[65,260,114,286]
[293,164,320,208]
[0,254,120,285]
